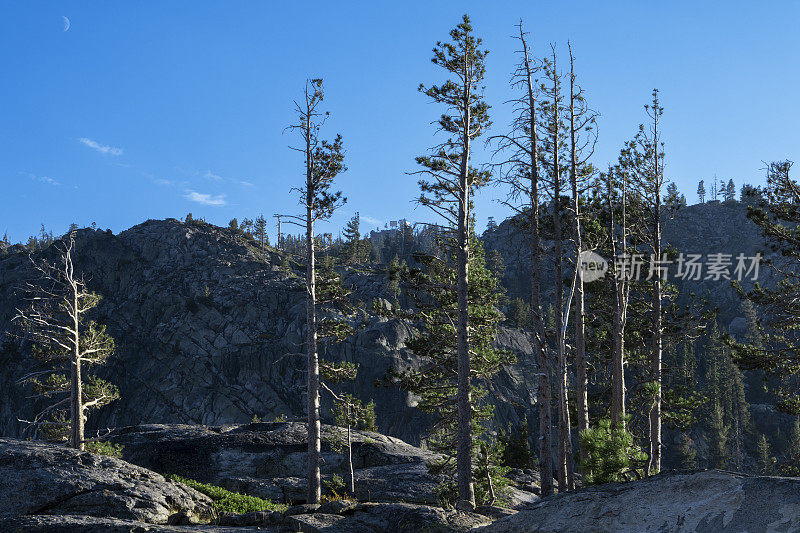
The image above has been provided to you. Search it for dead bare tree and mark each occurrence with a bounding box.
[13,231,118,450]
[284,78,346,504]
[605,163,635,431]
[489,20,553,497]
[538,44,576,492]
[566,42,598,461]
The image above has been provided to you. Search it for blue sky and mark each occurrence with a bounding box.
[2,1,799,244]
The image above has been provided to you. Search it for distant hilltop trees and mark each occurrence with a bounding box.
[696,178,740,203]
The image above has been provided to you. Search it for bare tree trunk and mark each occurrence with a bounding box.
[649,253,662,474]
[519,27,553,497]
[609,175,627,431]
[611,297,626,429]
[71,271,84,451]
[550,50,573,493]
[569,45,589,456]
[484,448,496,506]
[306,125,322,504]
[456,95,475,507]
[649,170,663,475]
[347,422,355,495]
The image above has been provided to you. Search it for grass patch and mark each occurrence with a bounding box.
[166,474,286,514]
[85,441,124,458]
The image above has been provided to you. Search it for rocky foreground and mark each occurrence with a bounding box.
[3,424,800,532]
[106,421,537,508]
[0,430,493,532]
[481,468,800,533]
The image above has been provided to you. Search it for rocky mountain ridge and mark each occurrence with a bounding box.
[0,218,538,446]
[0,201,791,461]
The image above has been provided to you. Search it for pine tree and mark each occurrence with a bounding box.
[506,297,532,329]
[484,249,506,285]
[386,255,402,307]
[330,394,376,494]
[342,212,361,263]
[725,179,736,202]
[412,15,491,508]
[321,353,377,496]
[240,218,253,237]
[740,184,761,203]
[498,417,534,469]
[706,401,729,469]
[286,79,347,504]
[697,180,706,203]
[228,218,239,232]
[578,419,646,484]
[665,182,681,207]
[675,432,697,469]
[757,434,775,475]
[254,214,269,249]
[390,237,514,507]
[623,88,666,474]
[14,231,119,449]
[732,161,800,414]
[780,418,800,475]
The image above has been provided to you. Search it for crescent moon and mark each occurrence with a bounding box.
[62,16,70,32]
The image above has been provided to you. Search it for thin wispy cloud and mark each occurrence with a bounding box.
[203,169,254,188]
[24,172,61,186]
[38,176,61,186]
[184,190,227,206]
[362,215,383,228]
[79,137,123,156]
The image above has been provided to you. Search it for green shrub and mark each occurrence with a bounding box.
[498,418,534,469]
[578,419,646,485]
[85,441,124,458]
[166,474,286,513]
[323,473,346,501]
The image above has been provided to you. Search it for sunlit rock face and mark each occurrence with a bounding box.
[479,469,800,533]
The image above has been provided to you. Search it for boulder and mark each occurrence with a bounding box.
[0,438,213,525]
[110,422,445,504]
[287,502,491,533]
[479,469,800,533]
[108,422,538,508]
[0,514,275,532]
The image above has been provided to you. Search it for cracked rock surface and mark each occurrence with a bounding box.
[478,469,800,533]
[0,438,213,524]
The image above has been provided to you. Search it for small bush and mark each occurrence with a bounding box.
[85,441,124,458]
[498,418,534,469]
[578,419,646,485]
[166,474,286,513]
[323,473,346,501]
